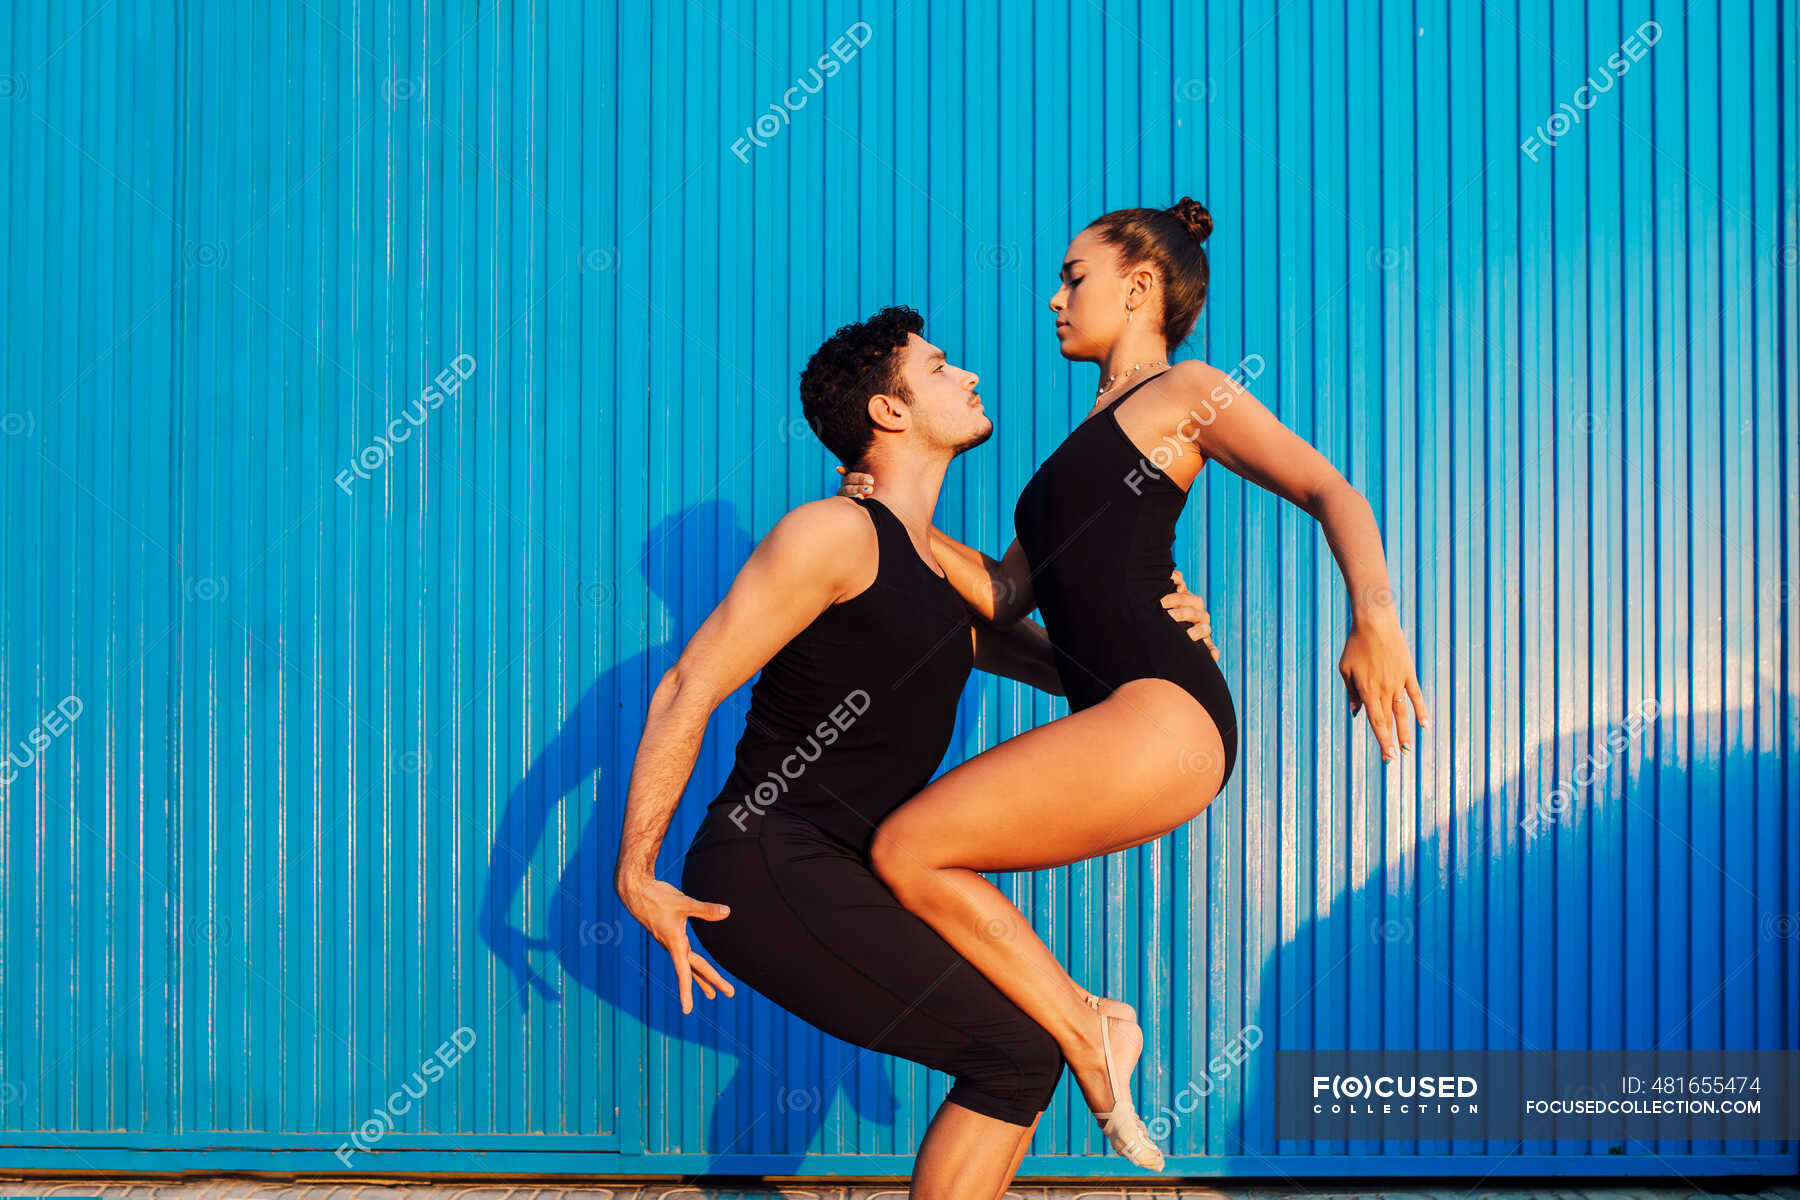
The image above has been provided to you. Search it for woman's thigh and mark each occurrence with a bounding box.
[875,677,1227,873]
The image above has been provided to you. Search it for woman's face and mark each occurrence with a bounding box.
[1047,227,1138,361]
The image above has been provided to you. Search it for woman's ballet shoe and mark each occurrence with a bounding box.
[1079,989,1136,1022]
[1080,992,1164,1171]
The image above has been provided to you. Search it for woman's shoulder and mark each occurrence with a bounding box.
[1157,359,1261,420]
[1164,359,1233,390]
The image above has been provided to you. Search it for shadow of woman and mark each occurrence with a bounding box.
[1221,705,1789,1167]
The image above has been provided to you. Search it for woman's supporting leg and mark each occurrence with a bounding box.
[911,1101,1041,1200]
[869,677,1227,1125]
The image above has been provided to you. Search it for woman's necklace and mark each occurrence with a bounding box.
[1095,359,1169,402]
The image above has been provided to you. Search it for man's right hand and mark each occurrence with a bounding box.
[618,876,736,1014]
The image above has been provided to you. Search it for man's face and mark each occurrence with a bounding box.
[883,332,994,454]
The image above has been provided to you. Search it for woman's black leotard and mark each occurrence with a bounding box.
[680,495,1064,1127]
[1012,375,1240,787]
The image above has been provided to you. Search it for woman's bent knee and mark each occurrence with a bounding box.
[869,819,926,892]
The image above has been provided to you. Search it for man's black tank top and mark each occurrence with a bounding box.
[1012,374,1240,787]
[692,495,974,857]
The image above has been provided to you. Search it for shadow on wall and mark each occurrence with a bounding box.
[1219,701,1792,1162]
[477,498,931,1170]
[478,505,1791,1166]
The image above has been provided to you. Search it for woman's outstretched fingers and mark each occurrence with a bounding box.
[1340,659,1364,715]
[1407,675,1431,728]
[1365,679,1398,760]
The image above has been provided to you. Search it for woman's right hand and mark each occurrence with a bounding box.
[1161,568,1220,661]
[618,876,736,1014]
[835,464,875,497]
[833,468,1033,624]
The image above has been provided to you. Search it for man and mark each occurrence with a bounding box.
[614,306,1213,1199]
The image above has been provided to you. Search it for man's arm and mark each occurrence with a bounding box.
[614,498,875,1012]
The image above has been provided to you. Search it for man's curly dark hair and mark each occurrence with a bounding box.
[799,305,924,468]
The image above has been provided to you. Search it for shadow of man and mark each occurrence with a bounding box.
[477,498,904,1168]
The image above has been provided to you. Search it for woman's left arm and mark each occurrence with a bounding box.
[1170,361,1430,761]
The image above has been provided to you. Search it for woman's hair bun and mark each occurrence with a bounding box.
[1167,195,1213,243]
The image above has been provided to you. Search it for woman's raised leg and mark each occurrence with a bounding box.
[868,677,1227,1143]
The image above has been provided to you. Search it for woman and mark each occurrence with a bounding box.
[836,197,1430,1170]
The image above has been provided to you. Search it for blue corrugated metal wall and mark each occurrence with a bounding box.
[0,0,1794,1178]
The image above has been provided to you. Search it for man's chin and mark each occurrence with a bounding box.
[952,418,996,455]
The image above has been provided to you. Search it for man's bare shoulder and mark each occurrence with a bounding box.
[752,496,878,578]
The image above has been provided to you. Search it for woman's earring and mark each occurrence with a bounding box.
[1126,303,1134,323]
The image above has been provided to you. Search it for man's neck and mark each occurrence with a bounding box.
[854,446,951,537]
